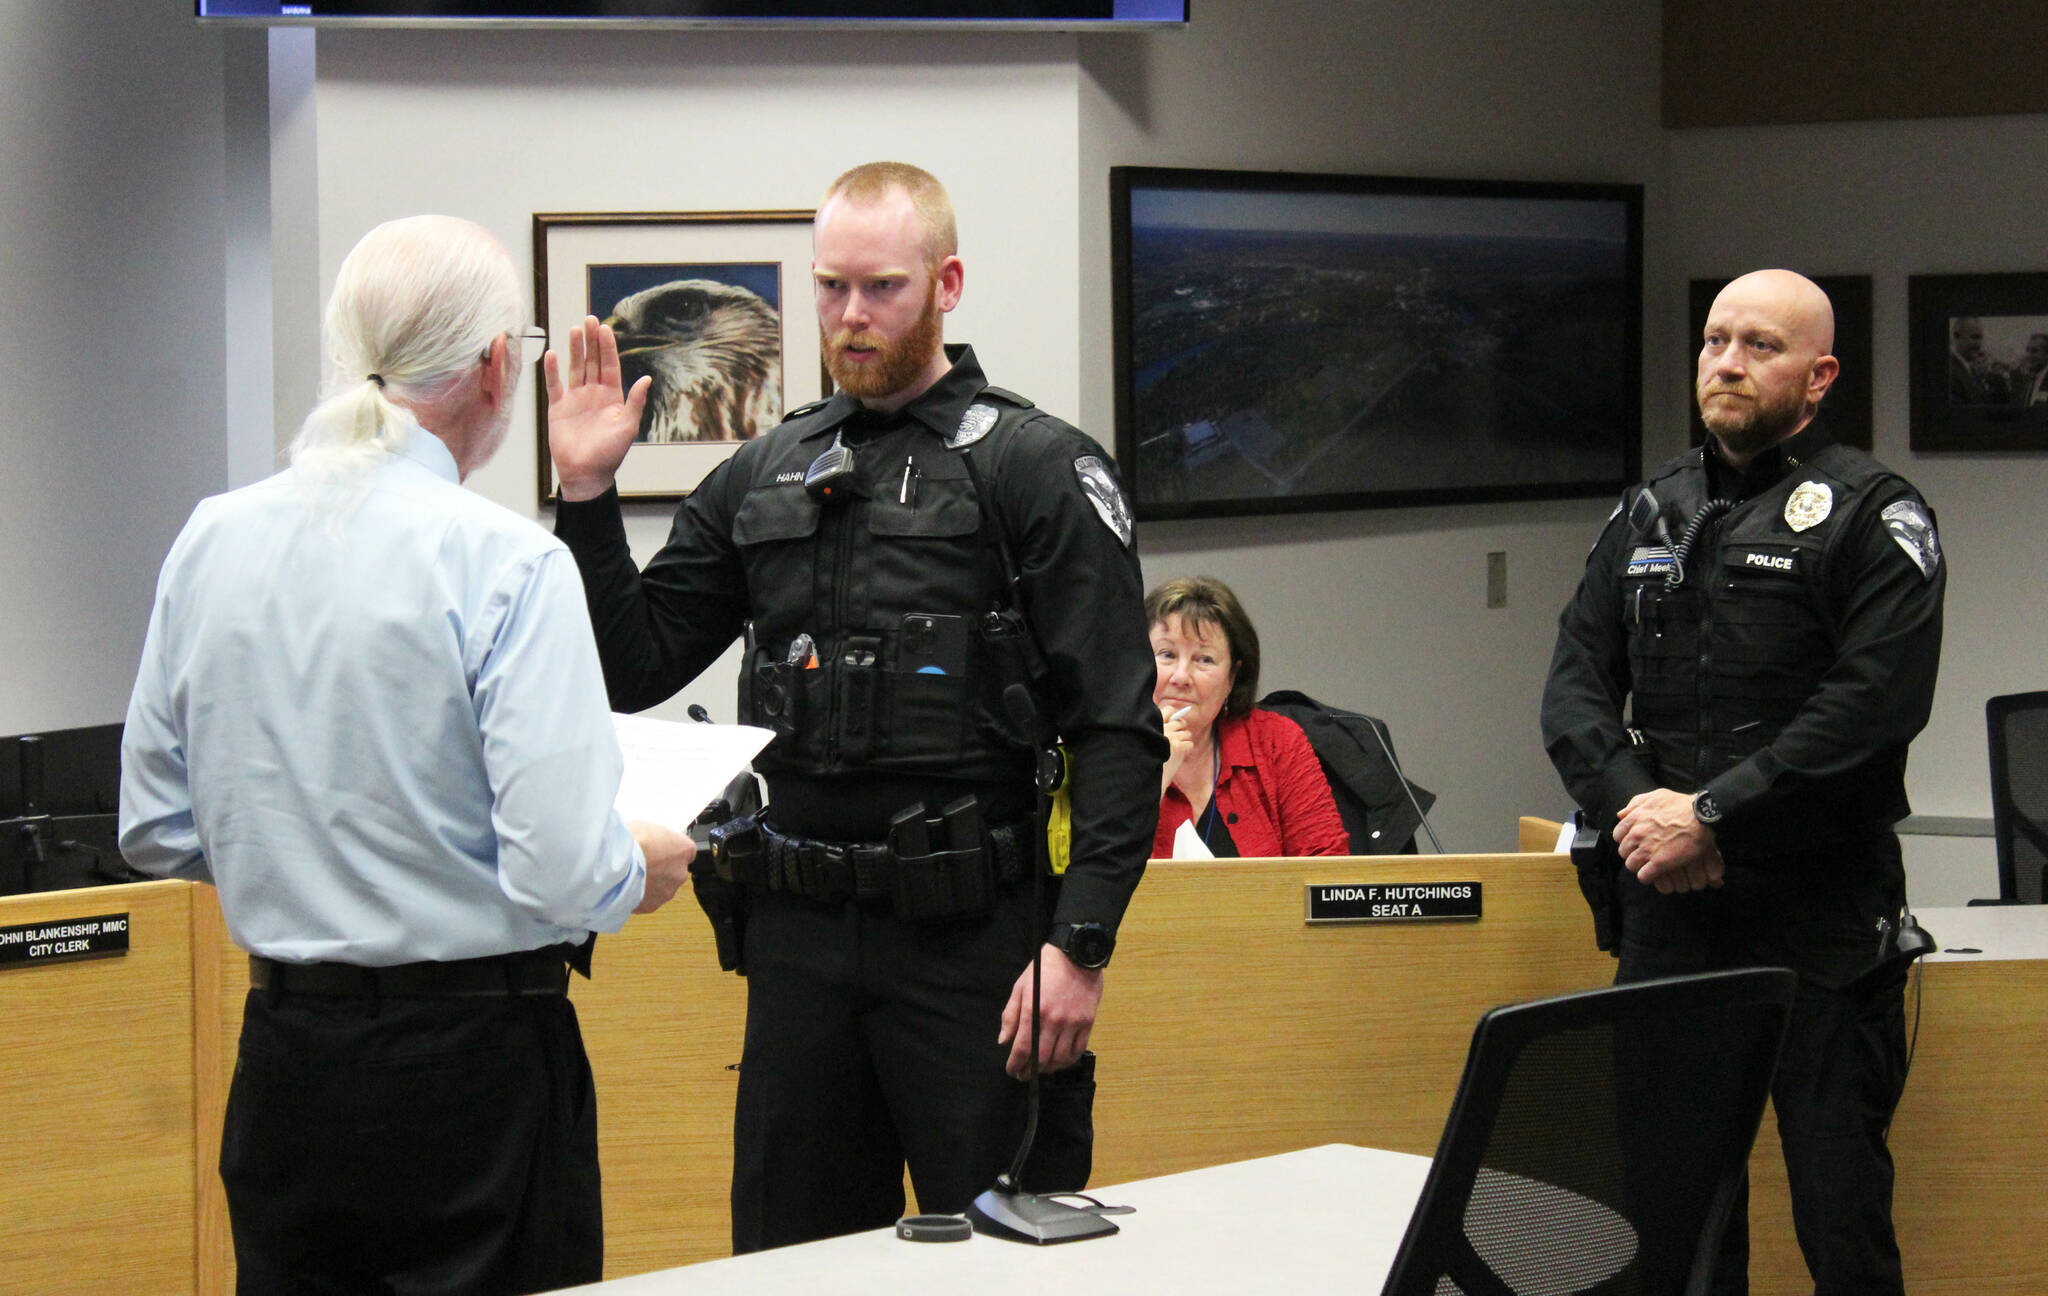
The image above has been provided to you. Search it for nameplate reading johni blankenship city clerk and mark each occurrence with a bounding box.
[0,913,130,967]
[1303,883,1481,924]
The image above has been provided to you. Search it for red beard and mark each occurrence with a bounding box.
[822,284,943,400]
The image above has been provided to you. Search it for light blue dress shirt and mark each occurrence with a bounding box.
[120,421,646,965]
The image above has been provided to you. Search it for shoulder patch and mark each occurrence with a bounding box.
[948,402,1000,449]
[1073,455,1134,548]
[1881,499,1942,580]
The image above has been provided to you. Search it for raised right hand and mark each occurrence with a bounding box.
[628,819,696,914]
[546,315,652,502]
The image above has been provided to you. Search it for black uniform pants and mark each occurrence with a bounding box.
[730,880,1084,1252]
[220,989,603,1295]
[1615,857,1909,1296]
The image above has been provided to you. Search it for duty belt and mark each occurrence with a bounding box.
[705,812,1030,919]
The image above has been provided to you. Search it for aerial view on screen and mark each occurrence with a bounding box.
[1121,181,1637,515]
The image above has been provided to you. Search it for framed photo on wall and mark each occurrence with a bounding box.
[1109,166,1643,522]
[1909,272,2048,452]
[532,210,829,507]
[1687,274,1872,452]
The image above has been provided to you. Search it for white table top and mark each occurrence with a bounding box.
[554,1143,1433,1295]
[1918,903,2048,961]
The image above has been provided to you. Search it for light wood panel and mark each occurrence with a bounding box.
[570,903,750,1280]
[1090,854,1614,1181]
[193,888,239,1296]
[0,881,197,1294]
[1096,857,2048,1294]
[18,863,2043,1293]
[1517,815,1567,853]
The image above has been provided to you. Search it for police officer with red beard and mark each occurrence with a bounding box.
[1542,270,1944,1296]
[548,162,1164,1251]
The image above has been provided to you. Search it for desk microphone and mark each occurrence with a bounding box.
[1357,713,1444,854]
[964,686,1119,1245]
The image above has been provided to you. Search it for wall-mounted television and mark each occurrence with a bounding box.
[196,0,1187,28]
[1111,166,1642,522]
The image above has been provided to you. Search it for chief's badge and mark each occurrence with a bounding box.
[1881,499,1942,580]
[1783,481,1833,532]
[948,403,999,449]
[1073,455,1135,548]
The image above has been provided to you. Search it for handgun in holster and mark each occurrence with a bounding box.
[1568,727,1657,956]
[1569,810,1623,955]
[689,771,764,975]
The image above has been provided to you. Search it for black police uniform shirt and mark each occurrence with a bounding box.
[555,344,1166,935]
[1540,418,1945,864]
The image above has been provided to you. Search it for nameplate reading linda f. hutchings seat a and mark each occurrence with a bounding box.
[1304,883,1480,925]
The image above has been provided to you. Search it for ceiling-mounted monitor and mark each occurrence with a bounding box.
[196,0,1188,28]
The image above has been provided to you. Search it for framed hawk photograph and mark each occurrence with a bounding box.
[533,210,832,506]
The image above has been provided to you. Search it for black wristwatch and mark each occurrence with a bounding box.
[1049,921,1115,970]
[1693,791,1724,826]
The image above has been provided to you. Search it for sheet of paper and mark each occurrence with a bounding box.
[1553,819,1578,854]
[1170,817,1216,860]
[611,713,774,831]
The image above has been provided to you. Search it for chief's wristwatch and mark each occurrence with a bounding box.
[1048,921,1114,970]
[1693,791,1724,826]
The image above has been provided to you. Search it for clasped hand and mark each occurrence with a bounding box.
[1614,788,1725,894]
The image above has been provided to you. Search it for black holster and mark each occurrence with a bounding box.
[689,858,749,975]
[690,776,765,975]
[1021,1049,1096,1193]
[1569,810,1623,956]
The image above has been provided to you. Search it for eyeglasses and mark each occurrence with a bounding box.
[516,326,548,367]
[485,327,549,368]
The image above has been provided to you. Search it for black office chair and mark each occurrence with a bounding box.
[1381,968,1797,1296]
[1988,691,2048,904]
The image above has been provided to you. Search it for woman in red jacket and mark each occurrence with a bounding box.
[1147,577,1349,858]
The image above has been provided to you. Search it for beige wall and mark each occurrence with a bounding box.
[0,0,229,735]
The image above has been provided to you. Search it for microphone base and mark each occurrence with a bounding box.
[966,1187,1120,1245]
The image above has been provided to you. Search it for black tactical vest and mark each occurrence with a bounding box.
[731,392,1043,786]
[1621,443,1910,831]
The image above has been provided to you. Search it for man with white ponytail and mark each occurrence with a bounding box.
[119,214,694,1295]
